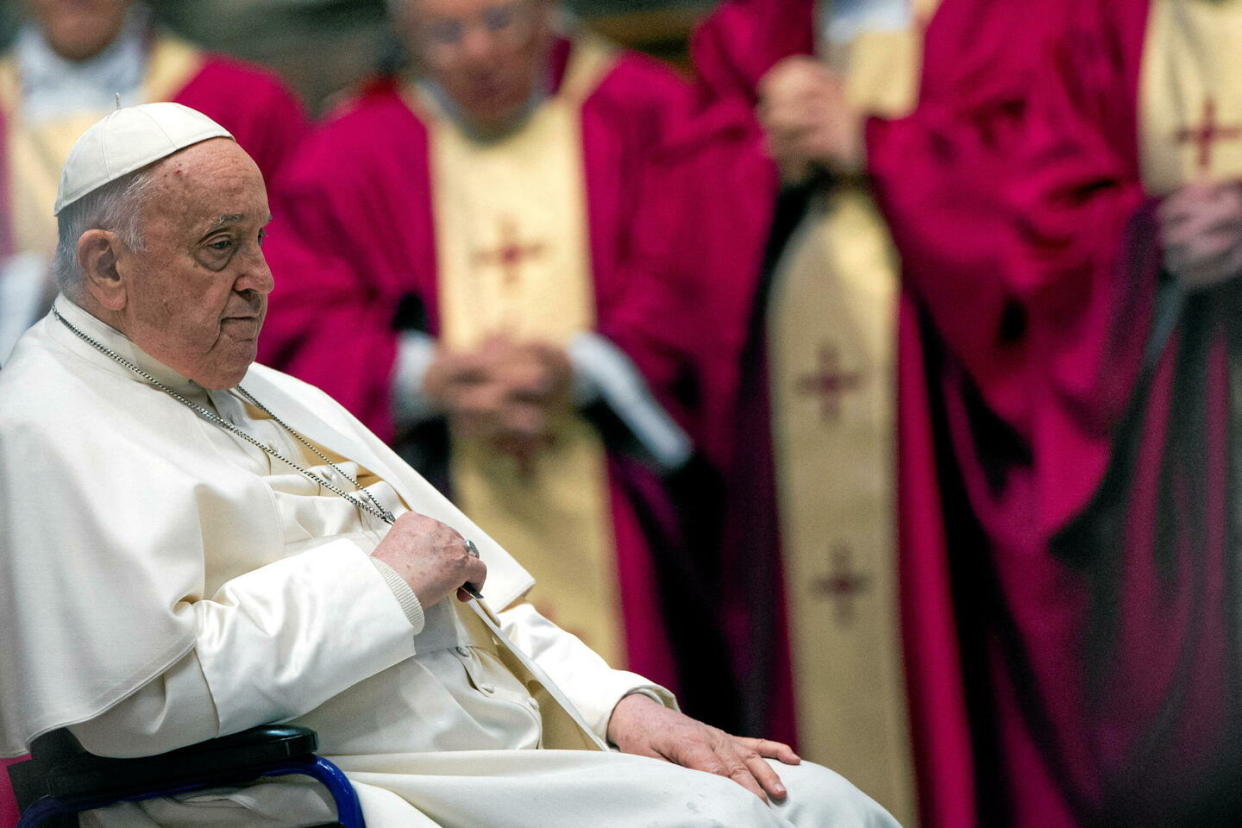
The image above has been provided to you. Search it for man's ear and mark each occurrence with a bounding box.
[76,229,127,311]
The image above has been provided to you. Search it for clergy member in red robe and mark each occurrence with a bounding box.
[873,0,1242,823]
[259,0,736,726]
[692,0,1099,825]
[863,0,1242,823]
[0,0,308,364]
[688,2,943,824]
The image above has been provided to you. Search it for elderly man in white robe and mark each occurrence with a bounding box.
[0,103,895,827]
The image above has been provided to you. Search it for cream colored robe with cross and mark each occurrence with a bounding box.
[0,300,893,827]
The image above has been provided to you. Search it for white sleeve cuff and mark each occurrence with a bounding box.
[567,331,692,472]
[391,331,440,428]
[495,601,678,739]
[369,557,426,632]
[195,539,419,735]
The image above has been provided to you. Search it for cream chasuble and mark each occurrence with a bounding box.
[413,36,627,667]
[1139,0,1242,194]
[0,36,203,258]
[766,3,937,823]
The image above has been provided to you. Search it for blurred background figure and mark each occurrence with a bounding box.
[688,0,1096,825]
[930,0,1242,823]
[0,0,308,365]
[689,0,930,824]
[258,0,738,727]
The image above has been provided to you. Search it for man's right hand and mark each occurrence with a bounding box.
[372,512,487,608]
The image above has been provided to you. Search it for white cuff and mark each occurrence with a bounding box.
[370,557,426,632]
[567,332,692,472]
[391,331,440,428]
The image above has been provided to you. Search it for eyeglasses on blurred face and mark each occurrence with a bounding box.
[413,0,541,66]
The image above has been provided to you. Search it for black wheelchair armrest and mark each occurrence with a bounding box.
[8,724,319,813]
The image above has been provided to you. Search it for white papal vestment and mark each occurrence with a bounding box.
[0,299,896,827]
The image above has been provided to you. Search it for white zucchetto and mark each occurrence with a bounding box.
[54,101,234,216]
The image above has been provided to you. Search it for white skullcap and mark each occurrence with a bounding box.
[54,102,234,216]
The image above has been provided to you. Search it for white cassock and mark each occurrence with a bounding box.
[0,298,896,827]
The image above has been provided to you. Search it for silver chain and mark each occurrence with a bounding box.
[52,306,396,526]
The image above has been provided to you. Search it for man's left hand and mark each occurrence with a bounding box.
[606,694,801,803]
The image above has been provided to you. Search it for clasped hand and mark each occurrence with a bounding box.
[758,56,863,184]
[1160,180,1242,290]
[423,335,572,466]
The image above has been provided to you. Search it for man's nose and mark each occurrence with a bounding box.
[460,25,498,64]
[237,247,275,296]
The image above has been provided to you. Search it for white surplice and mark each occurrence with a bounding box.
[0,299,895,827]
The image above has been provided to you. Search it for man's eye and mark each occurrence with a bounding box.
[208,239,234,252]
[484,7,517,31]
[427,21,463,45]
[257,230,267,246]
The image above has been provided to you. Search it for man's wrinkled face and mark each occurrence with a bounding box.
[401,0,555,134]
[118,139,274,390]
[26,0,132,61]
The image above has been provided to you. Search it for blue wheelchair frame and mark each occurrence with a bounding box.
[6,725,364,827]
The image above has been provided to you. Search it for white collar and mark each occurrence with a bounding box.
[821,0,912,47]
[51,295,212,403]
[16,4,151,124]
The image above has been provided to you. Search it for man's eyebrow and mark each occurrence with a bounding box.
[203,214,246,233]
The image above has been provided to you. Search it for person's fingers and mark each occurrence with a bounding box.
[744,751,787,800]
[761,98,837,132]
[667,739,728,776]
[736,736,801,765]
[666,733,770,802]
[1163,204,1232,247]
[499,402,548,437]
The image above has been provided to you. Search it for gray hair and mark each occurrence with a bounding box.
[53,167,156,299]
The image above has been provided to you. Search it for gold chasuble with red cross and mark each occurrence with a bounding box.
[765,3,938,823]
[0,37,203,263]
[409,37,627,667]
[1139,0,1242,194]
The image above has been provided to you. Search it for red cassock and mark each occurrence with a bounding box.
[257,39,739,725]
[872,0,1242,824]
[0,51,308,260]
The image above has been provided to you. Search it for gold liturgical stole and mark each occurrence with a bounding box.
[0,36,202,258]
[416,37,626,668]
[766,3,937,823]
[1139,0,1242,194]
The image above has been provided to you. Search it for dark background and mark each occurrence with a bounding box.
[0,0,717,112]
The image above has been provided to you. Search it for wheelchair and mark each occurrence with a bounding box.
[4,724,363,827]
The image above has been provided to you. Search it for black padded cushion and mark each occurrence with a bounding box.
[8,724,318,813]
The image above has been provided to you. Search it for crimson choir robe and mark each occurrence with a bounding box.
[692,1,1108,825]
[889,0,1242,823]
[868,0,1242,823]
[690,3,931,824]
[257,38,736,726]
